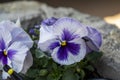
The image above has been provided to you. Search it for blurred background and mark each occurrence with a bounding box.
[0,0,120,27]
[0,0,120,17]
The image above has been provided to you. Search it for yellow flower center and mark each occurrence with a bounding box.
[3,50,7,56]
[61,41,67,46]
[8,68,14,75]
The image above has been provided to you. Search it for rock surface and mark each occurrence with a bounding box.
[0,1,120,80]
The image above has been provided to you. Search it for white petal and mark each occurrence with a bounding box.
[11,27,33,48]
[0,29,12,47]
[52,39,86,65]
[0,20,15,32]
[0,20,33,48]
[15,18,21,27]
[39,38,58,52]
[21,52,33,74]
[2,70,10,79]
[8,42,28,72]
[39,26,55,44]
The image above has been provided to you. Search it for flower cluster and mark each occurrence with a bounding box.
[0,17,102,80]
[38,17,102,65]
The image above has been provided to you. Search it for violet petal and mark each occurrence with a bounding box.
[57,47,68,60]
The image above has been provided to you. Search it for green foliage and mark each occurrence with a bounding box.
[62,69,79,80]
[35,49,46,58]
[86,51,103,63]
[23,49,103,80]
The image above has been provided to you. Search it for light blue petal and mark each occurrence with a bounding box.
[8,42,28,73]
[0,20,33,48]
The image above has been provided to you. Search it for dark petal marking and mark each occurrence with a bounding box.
[62,29,78,41]
[8,49,17,60]
[2,56,7,65]
[0,38,6,50]
[67,42,80,55]
[49,42,60,50]
[57,47,68,60]
[0,51,3,60]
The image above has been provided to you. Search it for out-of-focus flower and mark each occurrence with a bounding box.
[0,29,28,79]
[0,19,33,79]
[38,17,88,65]
[82,27,102,53]
[29,28,37,36]
[41,17,58,27]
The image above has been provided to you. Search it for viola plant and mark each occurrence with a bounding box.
[0,17,102,80]
[23,17,103,80]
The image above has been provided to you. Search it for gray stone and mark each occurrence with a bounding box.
[0,1,120,80]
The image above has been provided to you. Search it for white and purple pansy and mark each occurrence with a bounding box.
[82,26,102,53]
[0,29,29,79]
[0,19,33,79]
[38,17,88,65]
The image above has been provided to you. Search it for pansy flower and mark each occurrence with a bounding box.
[82,26,102,53]
[38,17,88,65]
[0,19,33,79]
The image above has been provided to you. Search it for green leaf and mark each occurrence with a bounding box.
[86,51,103,63]
[85,65,94,72]
[26,69,39,78]
[39,69,48,76]
[35,49,46,58]
[62,70,79,80]
[34,29,40,35]
[78,60,88,69]
[47,73,62,80]
[52,62,58,70]
[35,77,46,80]
[79,69,85,80]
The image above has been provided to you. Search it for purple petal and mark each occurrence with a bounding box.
[83,27,102,52]
[86,44,92,53]
[0,51,3,60]
[41,17,58,26]
[62,29,78,41]
[29,28,35,35]
[67,42,80,55]
[57,47,68,60]
[2,56,7,65]
[83,36,99,51]
[87,27,102,47]
[8,49,17,60]
[49,42,60,50]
